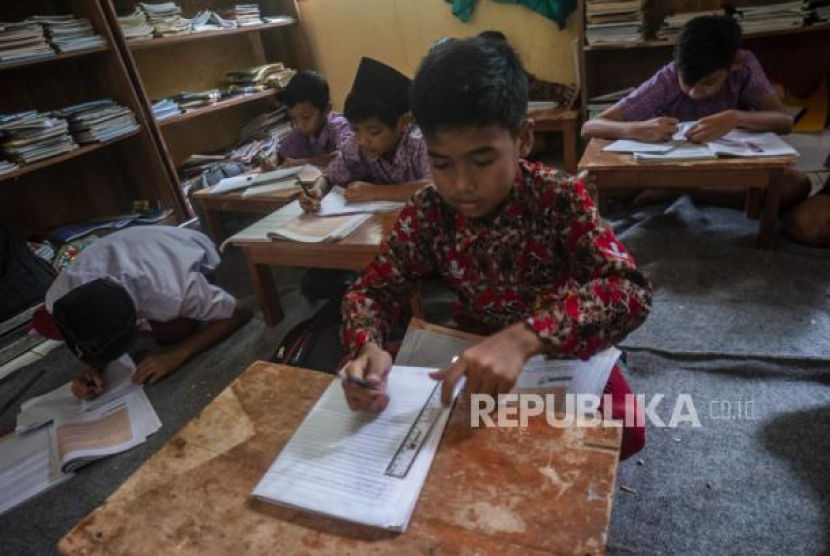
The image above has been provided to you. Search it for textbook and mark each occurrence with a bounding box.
[252,365,453,532]
[604,128,799,162]
[267,212,370,243]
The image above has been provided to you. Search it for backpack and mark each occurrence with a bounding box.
[271,299,345,373]
[0,227,56,323]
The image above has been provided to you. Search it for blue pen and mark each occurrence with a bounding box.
[345,373,379,391]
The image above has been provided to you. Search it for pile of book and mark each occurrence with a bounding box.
[190,10,238,32]
[0,21,54,64]
[58,99,140,144]
[815,0,830,20]
[657,9,725,40]
[229,4,263,26]
[585,0,644,45]
[0,157,18,174]
[34,15,106,53]
[227,62,296,90]
[117,7,154,41]
[586,87,634,120]
[140,1,191,37]
[171,89,223,111]
[734,1,808,33]
[0,110,77,164]
[151,98,182,121]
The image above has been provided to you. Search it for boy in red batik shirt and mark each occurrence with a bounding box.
[339,37,653,459]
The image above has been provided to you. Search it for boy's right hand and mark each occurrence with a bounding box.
[341,342,393,413]
[71,367,105,400]
[298,187,322,213]
[631,117,679,142]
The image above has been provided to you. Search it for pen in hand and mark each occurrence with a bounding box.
[344,373,380,391]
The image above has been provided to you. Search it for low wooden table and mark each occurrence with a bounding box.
[236,211,398,326]
[578,138,799,249]
[59,362,622,556]
[192,187,300,243]
[530,108,581,174]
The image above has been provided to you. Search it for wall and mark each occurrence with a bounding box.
[295,0,578,108]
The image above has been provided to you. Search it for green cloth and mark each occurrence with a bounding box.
[446,0,576,30]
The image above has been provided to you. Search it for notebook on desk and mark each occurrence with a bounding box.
[252,365,452,532]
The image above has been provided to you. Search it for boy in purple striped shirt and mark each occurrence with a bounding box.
[276,71,352,168]
[582,16,810,212]
[300,58,431,212]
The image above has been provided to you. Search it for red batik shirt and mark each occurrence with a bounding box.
[342,160,653,359]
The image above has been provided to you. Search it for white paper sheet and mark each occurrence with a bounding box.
[318,186,405,217]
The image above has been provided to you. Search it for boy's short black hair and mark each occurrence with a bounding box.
[410,37,528,138]
[52,279,137,370]
[344,57,411,128]
[279,70,330,111]
[674,15,741,86]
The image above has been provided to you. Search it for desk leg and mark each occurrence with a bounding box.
[745,187,763,220]
[757,172,781,250]
[201,206,226,244]
[244,252,283,326]
[562,123,578,175]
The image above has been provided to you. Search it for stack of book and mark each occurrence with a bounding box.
[140,1,191,37]
[0,110,77,164]
[734,1,809,33]
[227,63,295,90]
[33,15,106,53]
[229,4,263,26]
[0,21,54,64]
[58,100,140,144]
[190,10,239,32]
[586,87,634,119]
[151,98,182,121]
[117,7,155,41]
[815,0,830,20]
[0,157,18,174]
[657,9,725,40]
[585,0,644,45]
[171,89,223,111]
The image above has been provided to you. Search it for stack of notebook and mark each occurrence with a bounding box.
[58,99,140,144]
[735,1,809,33]
[227,63,296,89]
[585,0,644,45]
[586,87,634,120]
[190,10,239,32]
[171,89,223,111]
[230,4,264,26]
[656,9,725,40]
[0,110,77,164]
[0,157,18,174]
[34,15,106,53]
[140,1,191,37]
[151,98,182,121]
[814,0,830,20]
[117,7,154,41]
[0,21,54,64]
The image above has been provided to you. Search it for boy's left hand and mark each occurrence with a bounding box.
[133,348,188,385]
[344,181,377,202]
[686,110,738,143]
[430,323,543,406]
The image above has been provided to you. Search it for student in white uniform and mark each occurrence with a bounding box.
[32,226,252,400]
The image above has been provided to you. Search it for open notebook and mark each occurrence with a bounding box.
[318,186,405,217]
[252,365,453,532]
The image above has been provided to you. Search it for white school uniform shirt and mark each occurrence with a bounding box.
[45,226,236,324]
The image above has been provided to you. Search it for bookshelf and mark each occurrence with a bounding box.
[577,0,830,118]
[104,0,312,211]
[0,0,187,239]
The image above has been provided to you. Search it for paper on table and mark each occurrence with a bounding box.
[241,177,299,197]
[709,130,799,157]
[318,186,405,217]
[252,366,452,532]
[634,144,717,163]
[267,212,371,243]
[17,355,138,433]
[0,427,71,517]
[210,166,304,195]
[219,201,304,251]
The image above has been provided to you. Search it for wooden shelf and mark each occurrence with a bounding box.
[585,21,830,51]
[157,89,277,128]
[0,46,109,72]
[0,129,140,183]
[129,20,294,51]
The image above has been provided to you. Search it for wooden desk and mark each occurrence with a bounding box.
[530,108,581,174]
[59,361,622,556]
[578,138,798,249]
[237,212,398,326]
[192,187,300,243]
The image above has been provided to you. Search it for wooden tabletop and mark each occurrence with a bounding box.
[237,211,399,271]
[579,138,797,173]
[59,362,622,556]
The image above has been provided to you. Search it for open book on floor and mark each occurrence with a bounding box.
[604,128,799,162]
[252,365,454,532]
